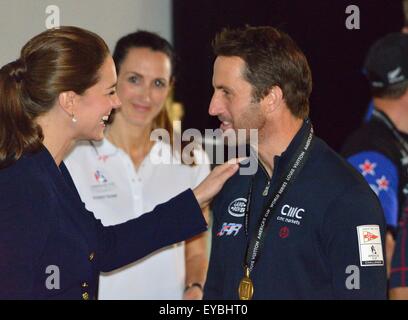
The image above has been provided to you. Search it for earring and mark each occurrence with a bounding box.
[71,113,77,123]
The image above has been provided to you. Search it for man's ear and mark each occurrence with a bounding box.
[263,86,284,114]
[58,91,77,116]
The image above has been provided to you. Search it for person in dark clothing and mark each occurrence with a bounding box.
[204,26,387,300]
[342,32,408,300]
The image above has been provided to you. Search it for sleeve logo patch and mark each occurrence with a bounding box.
[363,231,378,242]
[357,225,384,267]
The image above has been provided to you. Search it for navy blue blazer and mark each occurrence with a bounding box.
[0,147,207,299]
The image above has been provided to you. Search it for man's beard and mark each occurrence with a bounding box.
[223,102,265,147]
[236,102,266,144]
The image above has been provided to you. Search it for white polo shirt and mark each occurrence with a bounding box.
[64,138,210,300]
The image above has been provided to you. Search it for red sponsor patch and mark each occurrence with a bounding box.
[279,226,290,239]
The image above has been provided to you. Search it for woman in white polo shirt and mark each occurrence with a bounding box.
[65,31,210,300]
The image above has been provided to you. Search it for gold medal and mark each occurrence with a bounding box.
[238,267,254,300]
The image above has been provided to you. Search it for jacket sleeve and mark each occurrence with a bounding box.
[93,188,207,272]
[321,185,387,299]
[203,201,225,300]
[0,175,50,299]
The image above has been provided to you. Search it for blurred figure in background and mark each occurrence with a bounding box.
[342,33,408,299]
[65,31,210,300]
[363,0,408,122]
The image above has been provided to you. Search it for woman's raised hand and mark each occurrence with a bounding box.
[193,158,244,209]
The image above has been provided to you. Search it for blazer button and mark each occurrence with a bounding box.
[82,292,89,300]
[81,282,89,288]
[89,252,95,261]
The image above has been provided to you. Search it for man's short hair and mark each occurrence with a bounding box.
[212,26,312,119]
[370,80,408,99]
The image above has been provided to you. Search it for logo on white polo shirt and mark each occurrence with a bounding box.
[227,198,247,217]
[276,204,306,226]
[94,170,108,184]
[98,155,110,163]
[89,169,118,200]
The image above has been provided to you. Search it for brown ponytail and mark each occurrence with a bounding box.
[0,26,110,169]
[0,60,43,168]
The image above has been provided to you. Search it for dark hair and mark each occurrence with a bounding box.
[0,26,110,169]
[113,30,175,77]
[213,26,312,119]
[371,80,408,99]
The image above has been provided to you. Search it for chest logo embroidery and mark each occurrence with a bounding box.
[228,198,247,217]
[217,223,242,237]
[276,204,306,226]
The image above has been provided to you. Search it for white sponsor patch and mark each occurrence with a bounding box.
[228,198,247,217]
[356,225,384,267]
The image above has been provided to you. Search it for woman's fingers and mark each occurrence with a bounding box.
[215,162,239,182]
[226,157,248,165]
[193,158,246,208]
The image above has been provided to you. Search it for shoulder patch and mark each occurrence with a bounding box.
[356,225,384,267]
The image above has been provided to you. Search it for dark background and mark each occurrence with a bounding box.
[172,0,403,151]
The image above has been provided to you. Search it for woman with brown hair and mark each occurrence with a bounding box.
[0,26,238,300]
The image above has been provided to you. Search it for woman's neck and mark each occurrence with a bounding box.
[36,112,75,167]
[106,116,154,168]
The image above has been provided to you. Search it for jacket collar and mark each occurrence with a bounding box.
[248,119,311,179]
